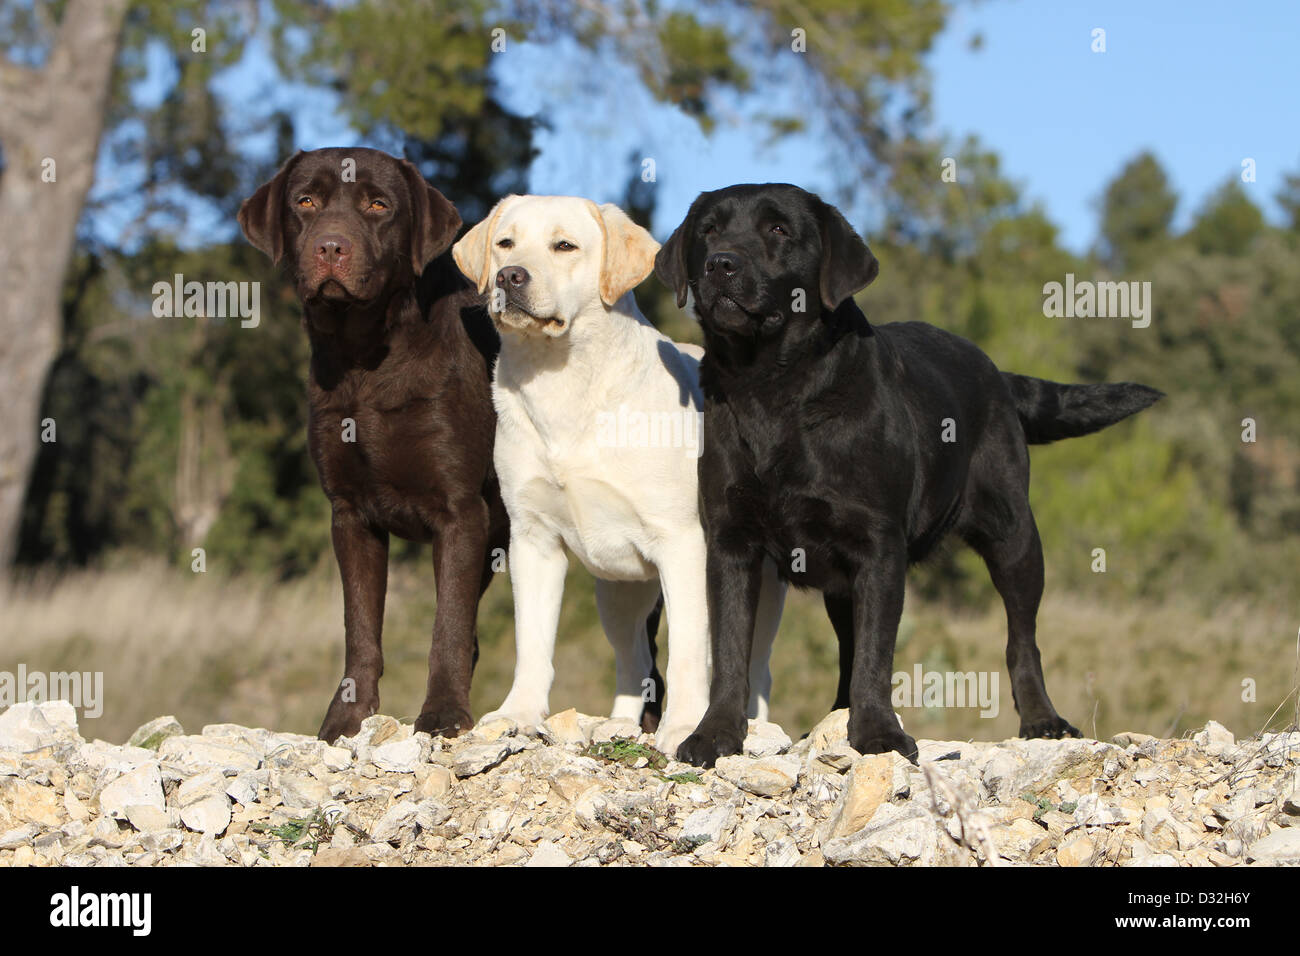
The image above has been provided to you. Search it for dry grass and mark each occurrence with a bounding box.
[0,560,1293,746]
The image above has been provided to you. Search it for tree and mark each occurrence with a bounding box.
[1189,179,1265,257]
[0,0,131,567]
[1097,151,1178,270]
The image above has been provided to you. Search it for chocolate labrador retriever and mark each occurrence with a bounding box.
[238,147,509,743]
[656,183,1162,766]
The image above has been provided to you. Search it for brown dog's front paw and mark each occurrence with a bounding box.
[415,706,473,740]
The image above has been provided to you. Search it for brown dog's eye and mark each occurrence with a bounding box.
[297,196,314,208]
[554,240,577,252]
[496,238,513,249]
[368,199,388,211]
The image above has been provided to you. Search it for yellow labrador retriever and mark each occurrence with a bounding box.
[453,195,785,752]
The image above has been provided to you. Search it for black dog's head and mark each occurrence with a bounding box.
[655,183,878,342]
[238,147,461,306]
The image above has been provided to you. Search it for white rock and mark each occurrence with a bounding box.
[763,837,801,867]
[98,763,165,820]
[823,804,938,866]
[124,804,172,832]
[371,800,420,844]
[743,720,792,757]
[126,716,183,750]
[321,745,352,771]
[0,700,79,752]
[180,794,231,836]
[590,718,641,743]
[372,737,423,773]
[540,709,589,747]
[0,824,38,849]
[453,738,525,778]
[278,772,331,809]
[1245,828,1300,864]
[680,804,733,845]
[525,840,572,867]
[1193,720,1235,749]
[715,754,800,797]
[158,736,260,774]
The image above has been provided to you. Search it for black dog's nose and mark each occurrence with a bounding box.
[315,234,352,260]
[496,265,530,288]
[706,251,739,276]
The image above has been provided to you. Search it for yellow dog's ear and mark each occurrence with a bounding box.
[452,196,517,293]
[593,202,660,307]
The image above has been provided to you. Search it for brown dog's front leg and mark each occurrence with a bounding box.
[318,505,389,743]
[417,500,491,739]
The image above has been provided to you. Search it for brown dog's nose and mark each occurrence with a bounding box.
[496,265,529,288]
[316,233,353,261]
[706,251,739,276]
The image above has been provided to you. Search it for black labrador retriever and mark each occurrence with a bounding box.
[655,183,1162,766]
[238,147,509,743]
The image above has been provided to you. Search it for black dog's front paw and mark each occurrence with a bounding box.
[849,719,919,764]
[1020,715,1082,740]
[676,721,745,768]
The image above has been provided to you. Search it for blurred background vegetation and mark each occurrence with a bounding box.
[1,0,1296,746]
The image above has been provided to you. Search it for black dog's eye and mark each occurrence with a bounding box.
[296,196,315,208]
[553,240,577,252]
[770,224,788,236]
[496,238,514,249]
[367,199,389,211]
[701,224,717,236]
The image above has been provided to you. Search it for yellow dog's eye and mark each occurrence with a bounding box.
[554,240,576,252]
[497,238,514,249]
[296,196,314,208]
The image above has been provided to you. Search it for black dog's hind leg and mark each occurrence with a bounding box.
[967,509,1081,740]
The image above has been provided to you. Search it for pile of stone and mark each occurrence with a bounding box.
[1,700,1297,866]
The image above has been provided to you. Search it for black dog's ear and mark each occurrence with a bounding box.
[399,159,462,274]
[238,150,304,265]
[654,208,694,309]
[818,199,879,310]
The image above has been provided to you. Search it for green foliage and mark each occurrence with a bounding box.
[1097,151,1178,270]
[1189,179,1266,257]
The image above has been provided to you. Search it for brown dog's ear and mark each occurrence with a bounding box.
[594,202,660,307]
[238,150,304,265]
[398,159,461,274]
[653,206,694,309]
[817,199,879,310]
[452,196,515,294]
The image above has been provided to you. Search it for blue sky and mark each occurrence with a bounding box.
[96,0,1299,254]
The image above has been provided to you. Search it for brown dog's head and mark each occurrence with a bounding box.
[238,147,461,305]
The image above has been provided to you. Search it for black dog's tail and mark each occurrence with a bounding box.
[1003,373,1163,445]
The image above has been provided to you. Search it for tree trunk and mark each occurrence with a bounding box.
[0,0,130,567]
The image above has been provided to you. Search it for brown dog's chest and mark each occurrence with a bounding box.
[307,364,451,541]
